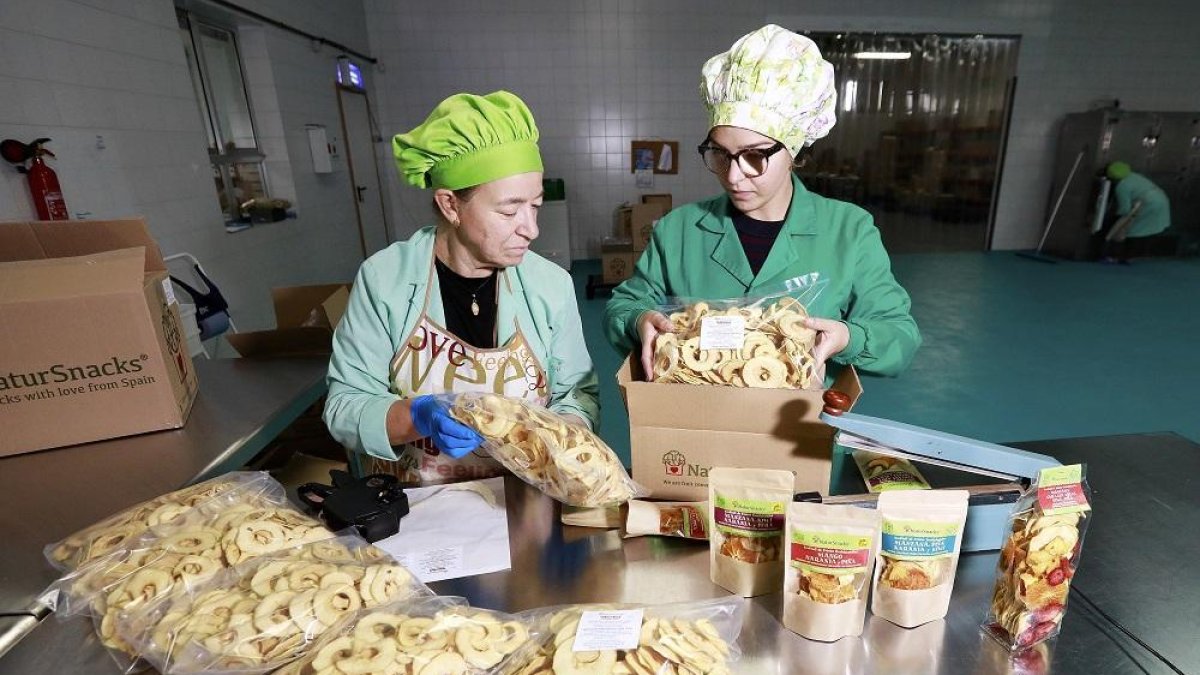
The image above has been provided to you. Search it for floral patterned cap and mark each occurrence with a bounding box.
[700,25,837,156]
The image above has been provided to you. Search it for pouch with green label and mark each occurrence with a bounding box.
[708,467,793,597]
[783,502,880,642]
[871,489,969,628]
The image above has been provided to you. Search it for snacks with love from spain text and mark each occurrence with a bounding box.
[871,490,969,628]
[783,502,880,642]
[984,464,1092,651]
[448,393,643,507]
[708,467,793,597]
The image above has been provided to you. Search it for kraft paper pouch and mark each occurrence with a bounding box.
[853,450,931,492]
[561,505,623,529]
[625,500,709,540]
[783,502,880,642]
[708,467,793,597]
[871,489,969,628]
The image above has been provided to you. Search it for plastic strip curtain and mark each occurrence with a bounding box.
[799,32,1019,252]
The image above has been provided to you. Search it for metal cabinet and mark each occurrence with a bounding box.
[1044,109,1200,259]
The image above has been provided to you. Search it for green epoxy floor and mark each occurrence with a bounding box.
[571,253,1200,464]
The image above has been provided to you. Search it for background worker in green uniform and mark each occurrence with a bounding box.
[1101,161,1171,264]
[605,25,921,381]
[325,91,598,484]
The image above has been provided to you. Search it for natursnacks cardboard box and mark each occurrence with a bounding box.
[617,356,862,500]
[0,218,198,456]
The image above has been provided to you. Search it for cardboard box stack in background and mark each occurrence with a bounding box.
[630,201,668,251]
[226,284,349,358]
[617,356,862,500]
[600,238,635,284]
[605,193,673,285]
[0,218,199,457]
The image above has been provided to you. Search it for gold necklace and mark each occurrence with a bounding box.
[469,274,493,316]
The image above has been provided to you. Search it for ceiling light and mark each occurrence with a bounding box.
[852,51,912,60]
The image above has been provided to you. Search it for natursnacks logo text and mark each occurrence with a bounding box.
[0,356,147,390]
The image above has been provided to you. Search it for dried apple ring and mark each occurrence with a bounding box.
[742,356,789,388]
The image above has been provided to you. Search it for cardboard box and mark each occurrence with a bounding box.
[0,219,198,457]
[617,356,862,500]
[640,193,673,212]
[600,238,636,285]
[615,205,633,238]
[226,284,350,358]
[631,202,668,252]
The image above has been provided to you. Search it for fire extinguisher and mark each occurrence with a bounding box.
[1,137,70,220]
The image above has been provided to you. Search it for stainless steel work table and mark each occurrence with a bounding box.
[2,432,1194,674]
[0,356,328,617]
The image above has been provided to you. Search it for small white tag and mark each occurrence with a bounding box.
[699,315,745,350]
[396,546,465,582]
[161,278,178,306]
[573,609,644,652]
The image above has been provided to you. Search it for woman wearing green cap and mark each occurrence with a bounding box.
[324,91,598,483]
[1101,161,1171,264]
[605,25,920,381]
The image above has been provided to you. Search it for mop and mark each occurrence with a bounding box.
[1016,150,1084,263]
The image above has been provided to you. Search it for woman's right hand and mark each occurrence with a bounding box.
[637,311,674,380]
[408,395,483,458]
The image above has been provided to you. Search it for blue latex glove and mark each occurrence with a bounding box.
[409,395,483,459]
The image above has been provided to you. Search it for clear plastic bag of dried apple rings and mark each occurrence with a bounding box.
[44,471,280,572]
[274,595,538,675]
[119,534,430,674]
[46,474,292,620]
[443,393,646,508]
[45,476,318,673]
[510,596,745,675]
[653,273,829,390]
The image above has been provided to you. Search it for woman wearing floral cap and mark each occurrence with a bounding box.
[324,91,598,484]
[605,25,921,382]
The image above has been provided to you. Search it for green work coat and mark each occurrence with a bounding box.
[604,175,921,376]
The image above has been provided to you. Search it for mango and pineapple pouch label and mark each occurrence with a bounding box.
[791,530,872,574]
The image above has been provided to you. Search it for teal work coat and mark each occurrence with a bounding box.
[1115,172,1170,238]
[324,227,599,460]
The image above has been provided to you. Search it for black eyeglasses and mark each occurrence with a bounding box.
[697,141,787,177]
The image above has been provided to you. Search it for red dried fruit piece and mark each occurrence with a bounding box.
[1060,557,1074,579]
[1047,567,1066,586]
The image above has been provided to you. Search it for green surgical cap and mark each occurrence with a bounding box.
[392,91,543,190]
[1107,161,1131,181]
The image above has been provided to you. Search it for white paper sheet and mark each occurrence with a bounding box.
[374,477,510,583]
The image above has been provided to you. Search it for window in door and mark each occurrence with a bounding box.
[178,9,269,228]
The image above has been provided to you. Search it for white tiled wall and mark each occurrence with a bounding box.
[0,0,379,330]
[364,0,1200,255]
[4,0,1197,327]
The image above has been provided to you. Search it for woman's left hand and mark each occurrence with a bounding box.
[802,317,850,384]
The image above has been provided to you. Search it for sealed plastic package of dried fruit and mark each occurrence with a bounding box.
[652,273,828,389]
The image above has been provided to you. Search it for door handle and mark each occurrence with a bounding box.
[356,185,367,202]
